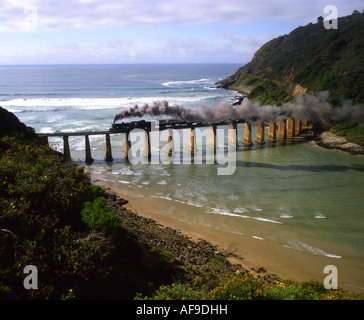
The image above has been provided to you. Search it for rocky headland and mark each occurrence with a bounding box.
[314,131,364,155]
[217,12,364,148]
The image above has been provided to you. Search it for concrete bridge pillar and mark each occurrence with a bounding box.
[124,132,131,160]
[210,125,217,149]
[243,123,253,146]
[104,133,113,162]
[63,135,71,162]
[189,128,195,154]
[287,117,295,137]
[85,134,93,164]
[143,131,151,159]
[229,123,238,147]
[295,119,301,136]
[267,122,277,142]
[256,123,265,144]
[167,129,173,157]
[278,120,287,139]
[40,135,49,146]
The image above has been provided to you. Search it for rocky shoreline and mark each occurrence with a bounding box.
[105,192,281,287]
[314,131,364,155]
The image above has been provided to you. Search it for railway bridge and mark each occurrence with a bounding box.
[37,117,309,163]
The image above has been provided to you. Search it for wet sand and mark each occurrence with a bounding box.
[93,176,364,294]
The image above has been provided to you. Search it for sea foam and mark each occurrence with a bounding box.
[2,95,215,111]
[162,78,211,87]
[284,240,341,259]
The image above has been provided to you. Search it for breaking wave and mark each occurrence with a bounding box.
[162,78,211,87]
[284,240,342,259]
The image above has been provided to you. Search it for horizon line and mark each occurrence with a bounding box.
[0,62,246,67]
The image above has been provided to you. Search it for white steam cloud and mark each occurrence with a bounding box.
[114,91,364,124]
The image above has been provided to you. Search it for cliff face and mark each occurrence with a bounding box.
[218,12,364,107]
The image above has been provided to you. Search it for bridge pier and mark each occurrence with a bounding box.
[278,120,287,139]
[104,133,113,162]
[189,128,195,154]
[295,119,301,136]
[63,136,71,162]
[210,125,217,149]
[287,117,295,137]
[267,122,277,142]
[85,134,93,164]
[243,123,253,146]
[229,123,238,147]
[39,135,49,146]
[167,129,173,157]
[256,123,265,144]
[125,132,131,160]
[143,131,151,159]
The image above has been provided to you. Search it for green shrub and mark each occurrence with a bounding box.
[136,283,204,300]
[81,197,129,240]
[137,273,364,300]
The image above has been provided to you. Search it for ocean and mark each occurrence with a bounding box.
[1,64,364,293]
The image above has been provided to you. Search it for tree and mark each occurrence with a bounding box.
[317,16,324,23]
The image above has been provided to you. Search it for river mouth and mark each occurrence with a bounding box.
[85,137,364,294]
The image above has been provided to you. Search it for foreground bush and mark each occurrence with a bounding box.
[0,136,108,298]
[81,196,130,241]
[136,272,364,300]
[0,136,181,299]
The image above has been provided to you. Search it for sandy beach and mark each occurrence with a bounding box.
[92,176,364,294]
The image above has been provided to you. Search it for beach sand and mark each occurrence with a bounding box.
[93,177,364,294]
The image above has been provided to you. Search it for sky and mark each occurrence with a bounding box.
[0,0,362,65]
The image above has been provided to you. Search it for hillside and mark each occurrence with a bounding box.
[217,12,364,107]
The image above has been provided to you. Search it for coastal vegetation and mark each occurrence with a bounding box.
[136,274,357,300]
[217,11,364,146]
[0,107,183,299]
[0,108,363,300]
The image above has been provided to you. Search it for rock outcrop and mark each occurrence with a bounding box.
[314,132,364,155]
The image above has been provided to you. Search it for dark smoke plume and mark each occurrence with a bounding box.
[114,91,364,124]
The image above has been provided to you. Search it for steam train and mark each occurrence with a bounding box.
[110,120,152,133]
[110,119,204,132]
[110,118,246,133]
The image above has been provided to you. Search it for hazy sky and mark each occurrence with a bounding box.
[0,0,362,65]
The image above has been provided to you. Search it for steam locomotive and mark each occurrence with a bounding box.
[110,120,152,133]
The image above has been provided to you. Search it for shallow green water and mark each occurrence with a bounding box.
[78,126,364,269]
